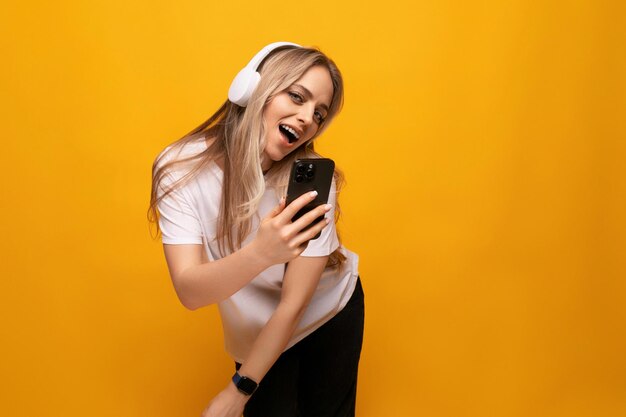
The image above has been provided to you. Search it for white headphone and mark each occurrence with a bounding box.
[228,41,302,107]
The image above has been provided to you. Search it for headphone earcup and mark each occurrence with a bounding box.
[228,42,301,107]
[228,67,261,107]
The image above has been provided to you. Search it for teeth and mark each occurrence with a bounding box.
[280,124,299,140]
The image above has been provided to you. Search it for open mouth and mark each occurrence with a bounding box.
[279,124,299,144]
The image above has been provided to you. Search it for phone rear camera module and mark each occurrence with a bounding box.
[306,164,315,176]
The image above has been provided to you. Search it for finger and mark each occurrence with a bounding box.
[266,196,286,219]
[287,203,332,234]
[277,191,319,223]
[293,217,331,247]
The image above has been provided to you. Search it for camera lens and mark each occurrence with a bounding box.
[295,174,304,183]
[306,170,314,178]
[296,164,306,174]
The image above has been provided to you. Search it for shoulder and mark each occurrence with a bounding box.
[154,136,213,175]
[156,136,209,162]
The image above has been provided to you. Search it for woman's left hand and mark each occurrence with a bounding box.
[201,382,249,417]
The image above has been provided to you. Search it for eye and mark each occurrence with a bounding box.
[288,90,326,124]
[314,111,326,124]
[288,92,303,103]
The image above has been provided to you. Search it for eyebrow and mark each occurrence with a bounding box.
[294,84,330,112]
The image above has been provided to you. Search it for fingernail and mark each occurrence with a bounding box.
[309,191,318,198]
[324,204,332,211]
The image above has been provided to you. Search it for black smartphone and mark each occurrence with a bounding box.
[285,158,335,240]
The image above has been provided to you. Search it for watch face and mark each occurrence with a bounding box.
[235,374,258,395]
[238,376,257,394]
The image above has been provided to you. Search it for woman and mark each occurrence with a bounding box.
[148,42,363,417]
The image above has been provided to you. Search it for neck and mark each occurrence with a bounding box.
[260,154,273,172]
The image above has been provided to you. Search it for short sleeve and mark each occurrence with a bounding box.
[300,178,341,257]
[157,172,203,245]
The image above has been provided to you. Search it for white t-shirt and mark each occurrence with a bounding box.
[155,138,359,363]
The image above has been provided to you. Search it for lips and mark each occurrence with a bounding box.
[279,125,299,143]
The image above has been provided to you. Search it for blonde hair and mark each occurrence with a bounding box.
[148,45,346,268]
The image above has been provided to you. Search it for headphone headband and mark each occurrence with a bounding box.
[228,41,302,107]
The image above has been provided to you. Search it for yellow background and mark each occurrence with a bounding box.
[1,1,625,416]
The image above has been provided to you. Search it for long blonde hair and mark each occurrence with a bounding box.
[148,45,346,268]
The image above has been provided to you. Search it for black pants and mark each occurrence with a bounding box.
[235,277,365,417]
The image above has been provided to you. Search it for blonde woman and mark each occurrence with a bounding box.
[149,42,363,417]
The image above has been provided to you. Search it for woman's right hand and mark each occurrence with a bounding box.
[250,191,332,265]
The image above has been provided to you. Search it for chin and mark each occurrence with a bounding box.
[263,148,285,164]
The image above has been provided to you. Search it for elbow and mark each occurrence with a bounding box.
[170,266,234,310]
[177,286,217,310]
[181,297,200,311]
[175,287,201,311]
[172,271,208,311]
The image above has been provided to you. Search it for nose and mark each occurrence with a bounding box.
[296,104,314,126]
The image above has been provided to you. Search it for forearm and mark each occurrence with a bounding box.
[176,241,271,309]
[198,287,313,416]
[238,302,304,382]
[237,255,328,383]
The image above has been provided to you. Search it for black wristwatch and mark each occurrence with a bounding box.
[232,371,258,396]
